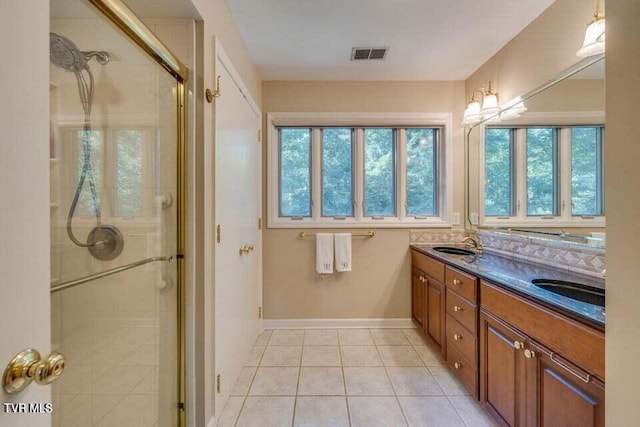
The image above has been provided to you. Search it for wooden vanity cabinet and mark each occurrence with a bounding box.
[411,267,426,329]
[480,281,605,427]
[410,250,445,349]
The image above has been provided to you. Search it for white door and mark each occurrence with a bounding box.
[0,1,52,426]
[213,45,262,416]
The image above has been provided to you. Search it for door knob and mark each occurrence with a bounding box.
[513,341,524,350]
[3,349,65,394]
[524,349,536,359]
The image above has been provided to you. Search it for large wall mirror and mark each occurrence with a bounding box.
[466,55,605,246]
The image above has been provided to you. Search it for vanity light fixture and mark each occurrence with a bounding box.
[499,96,528,120]
[462,81,500,125]
[577,0,605,57]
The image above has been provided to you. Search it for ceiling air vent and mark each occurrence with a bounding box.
[350,47,389,61]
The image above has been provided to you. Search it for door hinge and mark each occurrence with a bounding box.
[258,307,263,319]
[177,402,185,411]
[217,374,221,393]
[258,217,262,230]
[216,224,221,243]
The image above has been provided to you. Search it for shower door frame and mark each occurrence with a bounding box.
[84,1,189,425]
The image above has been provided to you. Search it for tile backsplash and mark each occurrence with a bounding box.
[477,230,606,279]
[410,229,606,279]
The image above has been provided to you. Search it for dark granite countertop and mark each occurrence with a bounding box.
[410,245,605,330]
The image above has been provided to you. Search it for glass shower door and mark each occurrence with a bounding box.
[49,1,183,425]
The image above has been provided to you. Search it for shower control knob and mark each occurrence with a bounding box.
[2,349,66,394]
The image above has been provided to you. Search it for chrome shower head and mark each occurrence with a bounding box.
[50,33,88,72]
[49,33,110,72]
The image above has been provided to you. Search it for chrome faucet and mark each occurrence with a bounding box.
[462,235,483,255]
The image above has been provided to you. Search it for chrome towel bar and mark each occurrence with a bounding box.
[50,255,173,293]
[299,231,375,238]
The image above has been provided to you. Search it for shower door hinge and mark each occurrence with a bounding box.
[217,374,221,393]
[216,225,221,243]
[258,218,262,230]
[258,307,263,319]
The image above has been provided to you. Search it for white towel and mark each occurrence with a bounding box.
[335,233,352,272]
[316,233,334,274]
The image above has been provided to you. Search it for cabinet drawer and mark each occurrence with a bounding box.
[446,289,477,333]
[445,266,477,302]
[411,250,445,283]
[446,338,478,397]
[446,314,477,364]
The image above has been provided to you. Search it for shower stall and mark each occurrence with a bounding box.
[49,0,187,425]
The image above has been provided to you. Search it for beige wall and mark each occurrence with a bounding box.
[465,0,598,103]
[262,81,465,319]
[605,0,640,424]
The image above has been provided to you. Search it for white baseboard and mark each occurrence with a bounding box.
[207,416,217,427]
[263,318,415,329]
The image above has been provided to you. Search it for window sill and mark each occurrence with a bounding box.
[480,218,606,228]
[267,217,453,229]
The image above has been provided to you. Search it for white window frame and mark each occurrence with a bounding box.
[267,112,453,228]
[479,111,606,227]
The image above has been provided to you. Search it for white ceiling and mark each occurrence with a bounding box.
[227,0,556,81]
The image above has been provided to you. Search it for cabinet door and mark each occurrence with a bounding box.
[427,279,444,346]
[525,340,605,427]
[480,311,527,427]
[411,268,425,328]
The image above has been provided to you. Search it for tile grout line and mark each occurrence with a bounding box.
[374,329,411,427]
[336,331,352,427]
[233,329,271,427]
[291,330,304,427]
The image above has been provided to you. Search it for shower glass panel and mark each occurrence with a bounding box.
[50,1,181,425]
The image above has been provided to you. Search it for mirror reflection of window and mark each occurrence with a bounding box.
[114,129,144,217]
[571,127,604,216]
[74,129,103,217]
[484,128,514,217]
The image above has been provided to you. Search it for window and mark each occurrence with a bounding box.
[484,128,514,217]
[364,128,396,217]
[482,125,605,226]
[406,128,438,217]
[279,128,311,217]
[322,128,353,217]
[268,113,452,228]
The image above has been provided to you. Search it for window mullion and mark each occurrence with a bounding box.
[516,128,527,221]
[560,127,572,220]
[354,128,364,221]
[311,128,322,221]
[398,129,407,221]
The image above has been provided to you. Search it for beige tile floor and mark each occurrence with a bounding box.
[218,328,497,427]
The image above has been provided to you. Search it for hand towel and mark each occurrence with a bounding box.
[316,233,334,274]
[335,233,352,272]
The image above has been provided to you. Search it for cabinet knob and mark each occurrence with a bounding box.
[453,334,462,341]
[453,305,462,312]
[524,349,536,359]
[453,279,462,285]
[454,362,462,369]
[513,341,524,350]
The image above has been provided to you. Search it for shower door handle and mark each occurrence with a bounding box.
[3,349,66,394]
